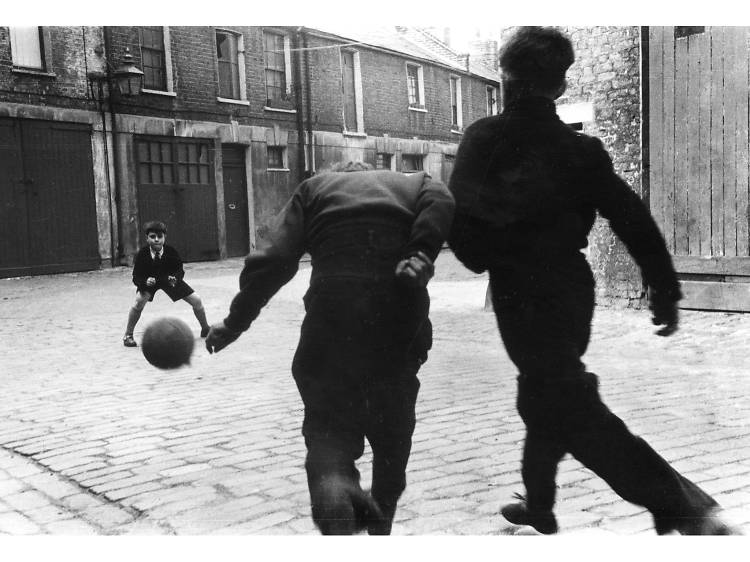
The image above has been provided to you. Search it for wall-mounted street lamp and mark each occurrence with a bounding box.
[87,47,144,98]
[112,47,144,96]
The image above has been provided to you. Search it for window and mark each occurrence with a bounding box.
[10,26,44,70]
[486,85,498,116]
[267,146,285,169]
[341,50,364,133]
[140,27,168,91]
[264,31,293,108]
[377,153,393,170]
[449,76,463,129]
[406,63,425,109]
[137,139,211,186]
[216,30,241,100]
[675,26,705,39]
[402,154,423,173]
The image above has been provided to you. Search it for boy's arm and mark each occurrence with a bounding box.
[166,246,185,281]
[447,122,497,274]
[132,249,148,288]
[588,138,681,335]
[221,185,308,335]
[402,173,456,264]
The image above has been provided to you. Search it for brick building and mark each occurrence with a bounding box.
[0,25,500,278]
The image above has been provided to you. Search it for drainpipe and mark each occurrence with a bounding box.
[302,29,315,176]
[292,29,306,179]
[103,26,124,265]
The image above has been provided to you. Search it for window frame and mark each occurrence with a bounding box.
[449,75,463,131]
[139,26,175,95]
[266,145,288,171]
[136,137,213,187]
[486,84,498,116]
[215,28,247,104]
[9,26,49,72]
[401,153,424,174]
[406,63,426,111]
[263,30,294,110]
[340,48,365,134]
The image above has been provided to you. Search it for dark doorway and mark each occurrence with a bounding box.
[0,117,100,278]
[222,145,250,257]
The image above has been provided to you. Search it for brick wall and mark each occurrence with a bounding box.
[563,26,645,305]
[303,30,497,141]
[0,26,103,110]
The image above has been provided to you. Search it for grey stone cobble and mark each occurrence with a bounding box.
[1,250,750,535]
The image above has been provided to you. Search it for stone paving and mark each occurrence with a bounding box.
[1,250,750,535]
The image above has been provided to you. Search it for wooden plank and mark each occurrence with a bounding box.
[710,27,725,256]
[686,33,703,256]
[680,280,750,311]
[736,28,750,256]
[697,29,712,256]
[648,27,666,235]
[673,255,750,275]
[674,34,689,255]
[723,27,739,257]
[663,26,676,253]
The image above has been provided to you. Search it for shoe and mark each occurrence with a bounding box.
[123,335,137,347]
[675,508,743,535]
[501,493,559,535]
[200,326,210,338]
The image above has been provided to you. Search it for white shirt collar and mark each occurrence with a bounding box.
[150,248,163,260]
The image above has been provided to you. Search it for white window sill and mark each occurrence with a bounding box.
[264,106,297,114]
[267,168,290,172]
[12,67,55,78]
[217,97,250,106]
[408,106,427,113]
[143,89,177,97]
[451,129,464,135]
[343,131,367,138]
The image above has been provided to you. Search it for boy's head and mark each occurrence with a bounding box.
[143,221,167,251]
[499,26,574,100]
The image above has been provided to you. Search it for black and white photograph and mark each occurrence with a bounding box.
[1,3,749,557]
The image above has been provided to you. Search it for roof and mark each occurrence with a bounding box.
[306,25,501,83]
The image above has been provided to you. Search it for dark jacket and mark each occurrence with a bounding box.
[448,96,681,301]
[224,170,455,332]
[132,244,185,292]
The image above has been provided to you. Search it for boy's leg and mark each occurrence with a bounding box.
[365,361,421,535]
[124,291,151,346]
[304,436,381,535]
[183,292,210,336]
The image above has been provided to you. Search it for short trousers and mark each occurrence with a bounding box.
[139,279,194,302]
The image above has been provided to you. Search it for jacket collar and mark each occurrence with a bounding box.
[503,96,558,119]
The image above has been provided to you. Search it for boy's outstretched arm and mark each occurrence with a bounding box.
[206,186,307,354]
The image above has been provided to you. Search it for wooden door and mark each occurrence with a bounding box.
[222,145,250,257]
[0,118,99,278]
[649,26,750,311]
[136,137,219,262]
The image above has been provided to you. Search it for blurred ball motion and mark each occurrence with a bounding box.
[141,317,194,369]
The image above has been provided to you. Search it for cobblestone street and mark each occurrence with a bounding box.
[1,250,750,537]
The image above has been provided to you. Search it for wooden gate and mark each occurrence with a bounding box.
[649,26,750,311]
[136,137,219,262]
[0,118,100,278]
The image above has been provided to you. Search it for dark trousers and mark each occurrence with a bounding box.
[292,277,430,534]
[490,257,717,533]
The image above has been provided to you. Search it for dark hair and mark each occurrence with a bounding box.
[143,220,167,235]
[499,26,574,92]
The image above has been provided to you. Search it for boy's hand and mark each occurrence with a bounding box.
[650,298,679,337]
[205,321,242,354]
[167,275,177,287]
[146,277,156,287]
[395,251,435,288]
